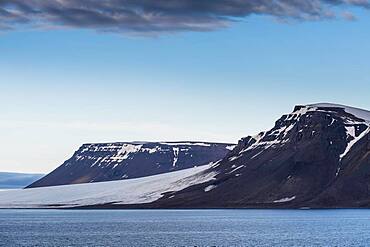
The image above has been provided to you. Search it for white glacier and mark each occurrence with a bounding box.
[0,164,216,209]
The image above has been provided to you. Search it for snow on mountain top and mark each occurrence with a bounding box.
[308,103,370,122]
[159,142,212,146]
[0,164,216,208]
[300,103,370,160]
[80,142,231,154]
[84,141,234,146]
[237,103,370,160]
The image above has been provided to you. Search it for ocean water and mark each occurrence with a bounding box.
[1,209,370,246]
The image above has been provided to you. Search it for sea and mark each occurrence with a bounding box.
[1,209,369,246]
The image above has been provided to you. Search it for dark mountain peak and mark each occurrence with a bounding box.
[225,103,370,169]
[156,103,370,208]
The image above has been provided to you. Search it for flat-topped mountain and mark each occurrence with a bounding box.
[27,142,234,188]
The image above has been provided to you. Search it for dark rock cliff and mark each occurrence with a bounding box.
[149,104,370,208]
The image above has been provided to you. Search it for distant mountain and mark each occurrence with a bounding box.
[0,172,44,189]
[28,142,234,188]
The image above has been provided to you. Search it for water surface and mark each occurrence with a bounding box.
[1,209,369,246]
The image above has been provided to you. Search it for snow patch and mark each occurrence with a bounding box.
[340,127,370,160]
[142,146,162,154]
[250,150,264,159]
[204,185,217,192]
[273,196,296,203]
[116,144,142,159]
[335,167,341,177]
[229,155,241,162]
[227,165,245,174]
[226,145,236,150]
[172,147,179,167]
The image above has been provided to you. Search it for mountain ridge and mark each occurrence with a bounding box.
[2,103,370,209]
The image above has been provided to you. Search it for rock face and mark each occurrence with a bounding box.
[27,142,234,188]
[151,103,370,208]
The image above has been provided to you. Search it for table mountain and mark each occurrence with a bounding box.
[27,142,234,188]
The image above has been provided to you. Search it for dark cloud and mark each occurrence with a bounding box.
[0,0,369,34]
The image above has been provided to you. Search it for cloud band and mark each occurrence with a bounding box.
[0,0,369,34]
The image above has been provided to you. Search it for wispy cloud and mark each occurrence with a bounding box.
[0,0,369,34]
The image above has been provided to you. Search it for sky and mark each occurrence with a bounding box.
[1,0,370,173]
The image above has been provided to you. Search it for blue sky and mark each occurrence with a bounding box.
[1,6,370,173]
